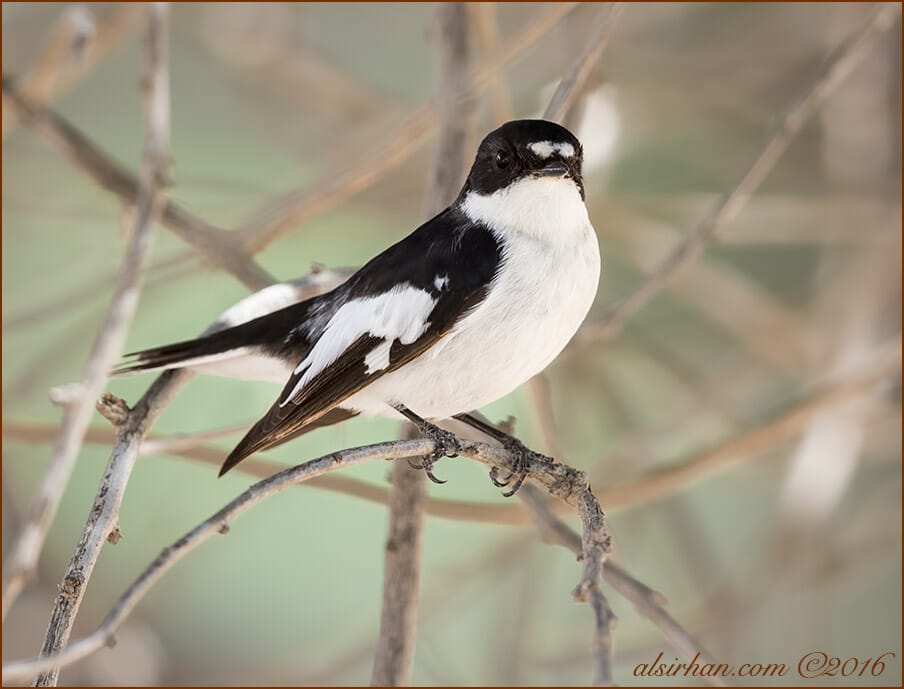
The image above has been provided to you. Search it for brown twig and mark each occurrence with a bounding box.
[524,4,628,682]
[371,6,475,684]
[526,374,565,459]
[2,436,610,684]
[543,3,624,123]
[517,485,727,688]
[371,426,428,687]
[2,5,143,138]
[1,4,170,635]
[25,6,170,685]
[1,85,274,292]
[234,2,579,253]
[576,2,902,345]
[602,203,825,373]
[7,339,898,533]
[600,335,901,509]
[467,3,512,125]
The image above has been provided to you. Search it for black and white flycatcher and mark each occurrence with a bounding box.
[116,119,600,496]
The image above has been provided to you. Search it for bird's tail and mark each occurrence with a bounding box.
[112,328,254,376]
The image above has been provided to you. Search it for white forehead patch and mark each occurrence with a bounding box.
[528,141,576,159]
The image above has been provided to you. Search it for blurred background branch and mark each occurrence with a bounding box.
[372,4,475,685]
[2,2,901,686]
[24,5,170,686]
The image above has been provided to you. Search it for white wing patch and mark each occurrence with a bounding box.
[528,141,576,159]
[281,284,436,405]
[364,340,393,374]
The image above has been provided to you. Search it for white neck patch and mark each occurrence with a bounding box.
[460,176,589,243]
[528,141,576,159]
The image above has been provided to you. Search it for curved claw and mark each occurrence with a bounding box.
[489,466,512,487]
[407,457,426,470]
[500,471,527,498]
[424,467,447,484]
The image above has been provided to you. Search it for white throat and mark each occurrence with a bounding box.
[459,176,589,242]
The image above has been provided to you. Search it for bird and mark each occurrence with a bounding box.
[115,119,600,496]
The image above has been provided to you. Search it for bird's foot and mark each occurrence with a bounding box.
[490,437,552,497]
[407,421,461,485]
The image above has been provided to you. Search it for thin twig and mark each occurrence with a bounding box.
[2,5,143,138]
[467,3,512,125]
[2,437,610,684]
[517,485,728,688]
[519,4,628,683]
[1,4,170,632]
[372,6,475,684]
[2,250,196,332]
[543,3,624,123]
[371,426,428,687]
[526,374,565,459]
[1,85,274,292]
[7,340,898,532]
[600,335,901,508]
[24,6,170,685]
[234,2,579,253]
[30,272,354,688]
[577,2,902,345]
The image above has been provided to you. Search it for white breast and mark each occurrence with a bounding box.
[347,176,600,419]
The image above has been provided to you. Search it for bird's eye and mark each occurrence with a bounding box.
[494,149,510,169]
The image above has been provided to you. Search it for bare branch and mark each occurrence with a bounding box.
[467,3,512,124]
[2,436,610,684]
[22,6,169,685]
[517,485,727,688]
[371,427,428,687]
[8,336,898,541]
[526,373,565,459]
[1,4,170,633]
[2,5,143,138]
[372,6,475,684]
[234,2,579,253]
[543,3,624,123]
[577,2,902,345]
[601,335,901,509]
[0,86,274,292]
[423,3,475,218]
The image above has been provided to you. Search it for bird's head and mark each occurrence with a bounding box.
[462,119,584,200]
[458,120,588,240]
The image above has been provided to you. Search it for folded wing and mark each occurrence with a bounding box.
[220,208,501,475]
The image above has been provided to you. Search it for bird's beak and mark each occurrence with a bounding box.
[534,160,570,177]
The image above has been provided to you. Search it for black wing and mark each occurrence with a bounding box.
[219,207,502,475]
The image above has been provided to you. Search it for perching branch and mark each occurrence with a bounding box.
[6,338,894,683]
[7,335,898,529]
[576,1,902,345]
[26,6,171,685]
[1,3,170,630]
[2,437,611,684]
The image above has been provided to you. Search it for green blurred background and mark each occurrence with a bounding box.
[2,2,901,685]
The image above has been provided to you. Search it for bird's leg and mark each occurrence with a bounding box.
[453,412,553,497]
[394,404,461,485]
